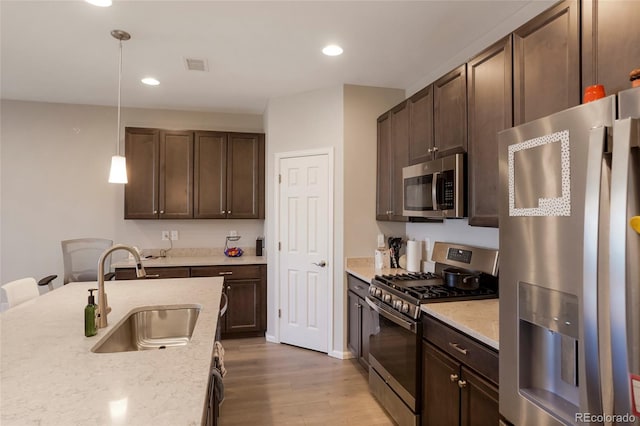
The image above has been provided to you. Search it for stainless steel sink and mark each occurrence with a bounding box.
[92,305,200,353]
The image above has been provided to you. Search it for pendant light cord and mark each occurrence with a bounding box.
[116,38,123,156]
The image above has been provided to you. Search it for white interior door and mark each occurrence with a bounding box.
[278,153,330,352]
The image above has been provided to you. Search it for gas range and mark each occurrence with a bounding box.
[367,242,499,320]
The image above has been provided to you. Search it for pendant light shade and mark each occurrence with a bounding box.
[108,29,130,184]
[108,155,128,183]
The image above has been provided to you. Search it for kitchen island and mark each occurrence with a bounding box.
[0,277,222,425]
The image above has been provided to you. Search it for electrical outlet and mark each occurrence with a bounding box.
[161,231,170,241]
[171,230,179,241]
[229,230,237,237]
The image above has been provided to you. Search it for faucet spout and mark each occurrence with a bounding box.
[97,244,146,329]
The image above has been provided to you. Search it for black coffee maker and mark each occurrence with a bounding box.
[388,237,403,268]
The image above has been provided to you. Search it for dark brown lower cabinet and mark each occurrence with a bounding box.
[422,316,499,426]
[347,274,374,370]
[191,265,267,339]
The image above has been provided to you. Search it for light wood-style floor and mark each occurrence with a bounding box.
[218,337,395,426]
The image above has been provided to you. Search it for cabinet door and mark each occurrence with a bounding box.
[225,278,264,333]
[390,101,409,220]
[422,342,460,426]
[376,112,392,220]
[460,366,499,426]
[124,127,160,219]
[227,133,265,219]
[360,297,374,370]
[582,0,640,96]
[408,85,435,165]
[434,65,468,158]
[194,131,227,219]
[159,130,193,219]
[467,36,513,228]
[513,0,580,125]
[347,291,361,359]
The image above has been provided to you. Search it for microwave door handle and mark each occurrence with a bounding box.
[432,172,439,211]
[610,117,640,417]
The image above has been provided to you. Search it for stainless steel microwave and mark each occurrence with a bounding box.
[402,153,465,219]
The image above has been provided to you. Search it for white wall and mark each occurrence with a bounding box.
[0,100,264,292]
[264,86,344,355]
[343,85,406,258]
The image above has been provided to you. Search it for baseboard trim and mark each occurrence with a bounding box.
[329,350,354,360]
[265,333,278,343]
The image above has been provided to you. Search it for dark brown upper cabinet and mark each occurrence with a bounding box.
[582,0,640,97]
[126,127,264,220]
[376,112,392,220]
[194,131,265,219]
[408,85,435,165]
[194,131,227,219]
[434,65,468,158]
[226,133,265,219]
[124,127,160,219]
[125,128,193,219]
[467,36,513,228]
[159,130,194,219]
[513,0,580,125]
[376,102,409,222]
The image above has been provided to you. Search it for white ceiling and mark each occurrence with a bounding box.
[1,1,554,114]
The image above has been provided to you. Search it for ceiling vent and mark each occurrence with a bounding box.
[184,57,209,72]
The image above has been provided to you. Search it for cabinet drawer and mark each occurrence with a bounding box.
[423,315,498,384]
[115,267,191,280]
[191,264,264,280]
[347,274,370,299]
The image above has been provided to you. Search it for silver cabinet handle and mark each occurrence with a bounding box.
[448,342,468,355]
[313,261,327,267]
[432,146,439,151]
[221,210,226,214]
[449,374,459,383]
[218,272,233,276]
[427,148,433,153]
[145,274,160,279]
[160,210,165,214]
[153,210,158,214]
[457,380,467,389]
[228,211,231,214]
[227,285,231,290]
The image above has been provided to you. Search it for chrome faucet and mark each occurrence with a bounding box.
[97,244,147,328]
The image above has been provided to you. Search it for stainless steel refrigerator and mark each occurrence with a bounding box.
[498,87,640,426]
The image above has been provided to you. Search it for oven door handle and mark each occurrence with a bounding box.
[365,297,416,333]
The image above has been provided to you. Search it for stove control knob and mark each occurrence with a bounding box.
[375,288,382,298]
[401,303,410,313]
[393,300,403,310]
[383,294,392,303]
[369,286,376,295]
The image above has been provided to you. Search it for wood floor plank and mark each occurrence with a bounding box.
[218,338,394,426]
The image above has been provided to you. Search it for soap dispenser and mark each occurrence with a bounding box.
[85,288,98,337]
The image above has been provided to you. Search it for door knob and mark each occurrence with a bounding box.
[313,261,327,267]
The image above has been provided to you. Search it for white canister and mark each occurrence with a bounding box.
[375,248,391,270]
[406,240,422,272]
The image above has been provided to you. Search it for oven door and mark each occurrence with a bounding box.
[366,297,421,413]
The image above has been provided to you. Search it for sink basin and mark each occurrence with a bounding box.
[92,305,200,353]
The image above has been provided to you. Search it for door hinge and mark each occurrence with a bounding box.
[279,174,282,183]
[278,309,281,318]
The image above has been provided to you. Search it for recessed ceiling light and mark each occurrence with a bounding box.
[322,45,343,56]
[85,0,112,7]
[141,77,160,86]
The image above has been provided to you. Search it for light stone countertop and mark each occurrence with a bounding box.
[421,300,499,350]
[345,258,499,350]
[0,277,223,426]
[112,254,267,268]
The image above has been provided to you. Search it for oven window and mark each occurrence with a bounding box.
[369,311,419,402]
[404,175,433,211]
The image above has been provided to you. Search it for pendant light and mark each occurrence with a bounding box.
[108,29,131,184]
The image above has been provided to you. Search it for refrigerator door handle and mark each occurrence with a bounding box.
[583,125,606,417]
[610,117,640,419]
